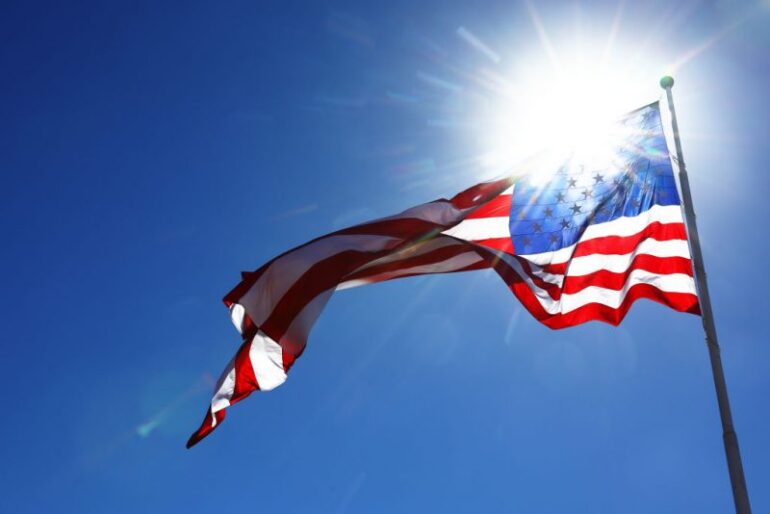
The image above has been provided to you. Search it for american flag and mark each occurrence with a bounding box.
[188,100,699,447]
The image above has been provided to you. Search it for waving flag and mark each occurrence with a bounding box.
[188,100,699,448]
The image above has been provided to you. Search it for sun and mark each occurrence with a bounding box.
[474,52,667,184]
[405,3,734,194]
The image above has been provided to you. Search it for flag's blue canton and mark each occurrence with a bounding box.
[509,102,681,255]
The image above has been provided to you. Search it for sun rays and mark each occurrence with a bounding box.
[389,1,759,194]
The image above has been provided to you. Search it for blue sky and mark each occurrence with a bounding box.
[2,1,769,512]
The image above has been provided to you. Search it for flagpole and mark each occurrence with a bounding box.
[659,76,752,514]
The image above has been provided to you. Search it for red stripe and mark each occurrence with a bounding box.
[231,339,259,401]
[537,261,568,276]
[240,313,257,340]
[465,194,511,219]
[187,409,226,449]
[572,222,687,257]
[282,347,302,372]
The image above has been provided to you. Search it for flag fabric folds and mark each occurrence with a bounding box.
[188,101,700,448]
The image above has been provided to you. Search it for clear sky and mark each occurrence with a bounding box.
[2,1,769,512]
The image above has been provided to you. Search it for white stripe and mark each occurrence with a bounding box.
[210,360,236,421]
[230,304,246,334]
[520,205,686,265]
[441,216,509,240]
[249,331,288,391]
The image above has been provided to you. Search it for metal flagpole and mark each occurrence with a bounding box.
[659,76,752,514]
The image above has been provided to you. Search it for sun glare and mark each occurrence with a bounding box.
[441,10,681,189]
[405,3,735,194]
[476,54,666,184]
